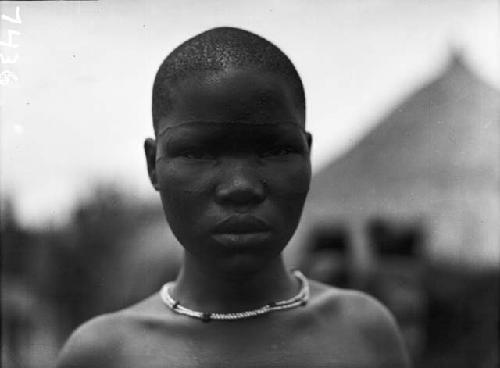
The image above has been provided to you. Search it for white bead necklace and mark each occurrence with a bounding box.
[159,270,309,322]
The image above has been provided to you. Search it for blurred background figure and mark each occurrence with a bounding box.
[1,1,498,367]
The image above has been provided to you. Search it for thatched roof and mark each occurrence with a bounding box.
[308,51,500,214]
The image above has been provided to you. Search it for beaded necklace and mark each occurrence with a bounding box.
[159,270,309,322]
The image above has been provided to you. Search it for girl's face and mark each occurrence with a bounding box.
[148,69,311,272]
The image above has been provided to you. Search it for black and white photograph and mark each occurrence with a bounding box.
[1,1,498,367]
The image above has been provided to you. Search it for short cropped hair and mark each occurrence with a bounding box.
[152,27,305,133]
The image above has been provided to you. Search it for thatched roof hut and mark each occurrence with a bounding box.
[287,51,499,272]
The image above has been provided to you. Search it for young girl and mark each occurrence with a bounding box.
[57,27,410,368]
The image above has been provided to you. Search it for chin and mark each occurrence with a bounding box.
[213,253,282,279]
[193,238,285,276]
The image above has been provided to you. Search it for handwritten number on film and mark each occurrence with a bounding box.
[0,6,21,86]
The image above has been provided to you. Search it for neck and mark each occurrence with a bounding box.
[172,253,297,313]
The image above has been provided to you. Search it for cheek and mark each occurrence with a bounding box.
[157,161,213,193]
[262,159,311,227]
[265,159,311,197]
[156,162,213,226]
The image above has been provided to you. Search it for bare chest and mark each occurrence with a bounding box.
[118,319,375,368]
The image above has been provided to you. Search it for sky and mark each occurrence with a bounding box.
[1,0,498,227]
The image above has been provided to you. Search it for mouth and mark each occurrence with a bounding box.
[213,215,271,234]
[212,215,272,248]
[211,232,272,249]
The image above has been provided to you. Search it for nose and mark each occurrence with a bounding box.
[215,161,265,207]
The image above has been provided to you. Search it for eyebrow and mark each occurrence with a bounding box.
[157,120,306,137]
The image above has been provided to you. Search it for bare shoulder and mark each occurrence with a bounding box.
[56,312,129,368]
[56,294,165,368]
[308,279,411,368]
[308,279,401,333]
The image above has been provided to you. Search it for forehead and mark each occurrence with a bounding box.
[158,68,303,135]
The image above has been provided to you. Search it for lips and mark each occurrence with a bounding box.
[213,215,270,234]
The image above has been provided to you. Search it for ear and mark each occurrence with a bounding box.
[144,138,160,191]
[305,131,313,153]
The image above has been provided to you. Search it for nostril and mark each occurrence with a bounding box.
[216,177,265,206]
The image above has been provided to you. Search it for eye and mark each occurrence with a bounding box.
[259,145,297,158]
[179,149,216,160]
